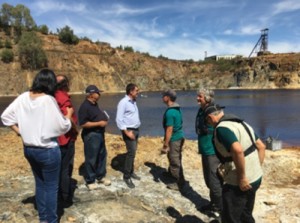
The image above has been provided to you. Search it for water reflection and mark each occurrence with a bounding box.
[0,90,299,146]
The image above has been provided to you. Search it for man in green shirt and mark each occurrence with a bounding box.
[195,89,222,218]
[162,89,185,191]
[205,103,265,223]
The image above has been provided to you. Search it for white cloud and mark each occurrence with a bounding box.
[32,0,86,14]
[240,25,263,35]
[272,0,300,15]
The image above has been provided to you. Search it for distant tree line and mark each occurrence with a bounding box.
[0,2,180,69]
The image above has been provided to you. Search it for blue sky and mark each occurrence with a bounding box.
[5,0,300,60]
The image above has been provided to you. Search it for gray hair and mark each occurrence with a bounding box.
[197,88,215,103]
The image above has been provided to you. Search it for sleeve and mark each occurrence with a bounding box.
[216,126,238,152]
[116,99,126,130]
[42,96,71,139]
[55,92,71,116]
[1,97,18,126]
[78,103,89,125]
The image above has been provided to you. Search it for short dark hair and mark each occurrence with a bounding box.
[126,83,137,95]
[30,69,57,96]
[56,75,70,91]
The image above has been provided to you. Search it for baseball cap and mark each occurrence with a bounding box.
[85,85,103,94]
[204,103,225,118]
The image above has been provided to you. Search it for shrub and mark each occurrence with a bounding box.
[18,31,48,69]
[38,25,49,35]
[57,25,79,45]
[4,39,12,48]
[1,48,14,63]
[124,46,134,52]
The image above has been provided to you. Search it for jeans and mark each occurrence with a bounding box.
[202,154,223,211]
[167,138,185,185]
[24,146,61,223]
[59,140,75,201]
[222,181,261,223]
[82,132,107,184]
[122,129,139,179]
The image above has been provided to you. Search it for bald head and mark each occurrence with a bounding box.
[56,75,69,91]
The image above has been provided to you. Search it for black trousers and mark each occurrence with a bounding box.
[122,129,139,179]
[59,140,75,200]
[222,181,261,223]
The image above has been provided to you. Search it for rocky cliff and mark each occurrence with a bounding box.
[1,33,300,95]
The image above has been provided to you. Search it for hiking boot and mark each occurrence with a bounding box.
[86,183,98,190]
[124,178,135,189]
[97,178,111,186]
[131,173,141,180]
[166,183,179,191]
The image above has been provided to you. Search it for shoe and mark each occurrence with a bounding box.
[131,173,141,180]
[166,183,179,191]
[211,210,221,219]
[124,178,135,188]
[97,178,111,186]
[199,203,213,212]
[86,183,98,190]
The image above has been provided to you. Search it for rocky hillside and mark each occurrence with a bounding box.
[0,129,299,223]
[0,32,300,95]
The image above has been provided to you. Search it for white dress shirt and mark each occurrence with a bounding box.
[116,95,141,130]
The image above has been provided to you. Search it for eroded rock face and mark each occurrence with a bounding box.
[0,33,300,96]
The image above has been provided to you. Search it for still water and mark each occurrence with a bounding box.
[0,90,299,146]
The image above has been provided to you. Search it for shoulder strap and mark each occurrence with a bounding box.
[215,118,257,163]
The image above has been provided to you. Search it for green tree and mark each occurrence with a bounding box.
[1,48,14,63]
[18,31,48,69]
[4,39,12,48]
[11,4,36,41]
[124,46,134,52]
[38,24,49,35]
[0,3,13,35]
[57,25,79,45]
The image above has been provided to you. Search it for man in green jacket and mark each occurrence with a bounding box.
[195,89,222,218]
[162,89,185,191]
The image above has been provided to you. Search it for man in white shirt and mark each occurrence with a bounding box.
[116,83,141,188]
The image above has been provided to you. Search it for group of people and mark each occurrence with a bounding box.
[195,88,266,223]
[1,68,266,223]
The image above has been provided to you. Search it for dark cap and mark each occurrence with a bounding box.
[204,103,225,118]
[162,89,176,98]
[85,85,103,94]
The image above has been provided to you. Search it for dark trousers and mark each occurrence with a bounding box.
[82,132,107,184]
[59,140,75,201]
[202,154,223,211]
[167,138,185,185]
[122,129,139,179]
[222,182,261,223]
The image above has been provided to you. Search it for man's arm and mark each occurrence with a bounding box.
[230,141,252,191]
[163,126,173,148]
[255,138,266,165]
[80,120,107,128]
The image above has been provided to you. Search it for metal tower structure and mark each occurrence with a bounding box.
[248,28,269,58]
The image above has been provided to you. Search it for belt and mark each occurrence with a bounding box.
[127,128,139,131]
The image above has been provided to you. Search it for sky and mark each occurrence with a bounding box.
[4,0,300,60]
